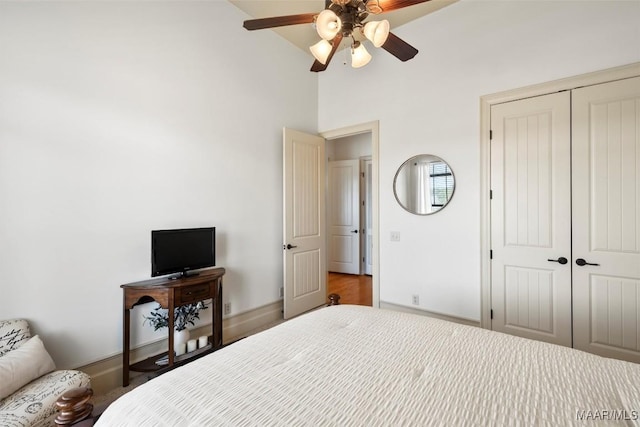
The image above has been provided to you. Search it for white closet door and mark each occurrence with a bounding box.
[572,76,640,363]
[490,91,572,347]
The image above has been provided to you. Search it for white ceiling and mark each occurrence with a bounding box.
[229,0,457,55]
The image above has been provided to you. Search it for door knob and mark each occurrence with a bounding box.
[547,257,568,265]
[351,229,358,234]
[284,244,298,250]
[576,258,599,266]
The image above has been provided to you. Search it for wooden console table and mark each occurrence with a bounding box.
[121,267,225,386]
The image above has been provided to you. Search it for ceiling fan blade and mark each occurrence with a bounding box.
[381,32,418,61]
[310,33,343,72]
[366,0,431,14]
[243,13,317,31]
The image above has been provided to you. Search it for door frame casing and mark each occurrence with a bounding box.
[320,121,380,307]
[360,157,373,276]
[479,62,640,329]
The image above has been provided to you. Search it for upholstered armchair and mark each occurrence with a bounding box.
[0,319,91,427]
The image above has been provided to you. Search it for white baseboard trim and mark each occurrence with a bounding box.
[80,300,283,396]
[379,301,480,327]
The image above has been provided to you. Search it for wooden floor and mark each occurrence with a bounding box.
[327,272,372,306]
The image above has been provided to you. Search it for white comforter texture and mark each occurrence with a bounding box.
[97,305,640,426]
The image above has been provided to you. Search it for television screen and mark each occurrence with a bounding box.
[151,227,215,277]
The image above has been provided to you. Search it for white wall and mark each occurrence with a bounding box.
[0,1,317,368]
[327,133,372,161]
[318,0,640,321]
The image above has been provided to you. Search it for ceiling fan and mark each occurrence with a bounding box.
[242,0,431,72]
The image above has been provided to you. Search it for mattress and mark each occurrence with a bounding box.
[97,305,640,426]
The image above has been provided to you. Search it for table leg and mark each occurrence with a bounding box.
[123,308,130,387]
[213,278,223,349]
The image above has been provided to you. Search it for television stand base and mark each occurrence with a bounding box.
[169,271,201,280]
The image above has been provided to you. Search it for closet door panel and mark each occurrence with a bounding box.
[490,91,572,347]
[573,76,640,363]
[590,276,640,352]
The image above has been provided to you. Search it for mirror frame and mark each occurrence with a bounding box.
[393,154,456,216]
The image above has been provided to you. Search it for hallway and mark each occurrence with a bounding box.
[327,273,372,306]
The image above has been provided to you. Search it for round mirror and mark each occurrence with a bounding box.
[393,154,455,215]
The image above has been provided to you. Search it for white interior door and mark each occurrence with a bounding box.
[490,91,572,347]
[328,160,360,274]
[283,128,326,319]
[572,76,640,363]
[362,158,373,275]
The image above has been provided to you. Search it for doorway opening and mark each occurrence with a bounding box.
[322,123,378,307]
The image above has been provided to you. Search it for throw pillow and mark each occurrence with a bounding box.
[0,319,31,356]
[0,335,56,400]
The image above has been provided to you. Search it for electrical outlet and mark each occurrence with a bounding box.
[224,302,231,315]
[279,287,284,298]
[412,295,419,305]
[390,231,401,241]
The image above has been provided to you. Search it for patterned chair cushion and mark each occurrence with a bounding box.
[0,320,31,357]
[0,369,91,427]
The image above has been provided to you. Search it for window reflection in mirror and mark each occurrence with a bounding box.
[393,155,455,215]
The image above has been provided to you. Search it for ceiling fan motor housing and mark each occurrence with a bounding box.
[329,0,370,37]
[330,0,353,6]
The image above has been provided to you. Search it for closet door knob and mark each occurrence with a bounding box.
[351,229,358,234]
[576,258,599,267]
[547,257,568,265]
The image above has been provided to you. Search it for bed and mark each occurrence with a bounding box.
[96,305,640,426]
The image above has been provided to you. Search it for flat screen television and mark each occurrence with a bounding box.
[151,227,216,278]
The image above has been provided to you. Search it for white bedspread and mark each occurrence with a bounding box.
[97,305,640,426]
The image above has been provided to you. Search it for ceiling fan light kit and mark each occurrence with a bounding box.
[243,0,427,72]
[363,19,390,47]
[351,41,372,68]
[316,9,342,40]
[310,39,334,64]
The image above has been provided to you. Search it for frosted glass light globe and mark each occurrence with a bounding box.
[363,20,390,48]
[316,10,342,41]
[310,39,333,64]
[351,42,372,68]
